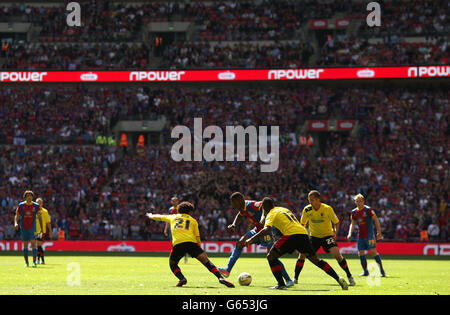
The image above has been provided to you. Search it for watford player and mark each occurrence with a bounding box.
[146,201,234,288]
[295,190,355,286]
[36,198,53,264]
[245,197,348,290]
[218,192,293,287]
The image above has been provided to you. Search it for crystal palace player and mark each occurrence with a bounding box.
[347,194,386,277]
[245,197,348,290]
[218,192,294,287]
[294,190,355,286]
[146,201,235,288]
[14,190,43,268]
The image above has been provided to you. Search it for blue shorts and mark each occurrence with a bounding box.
[21,229,36,242]
[246,228,275,248]
[357,237,377,251]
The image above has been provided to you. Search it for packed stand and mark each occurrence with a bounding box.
[3,86,446,242]
[0,145,117,241]
[1,42,149,70]
[159,41,314,69]
[319,36,449,66]
[355,0,449,38]
[0,86,154,145]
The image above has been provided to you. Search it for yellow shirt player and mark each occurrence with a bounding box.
[296,191,355,286]
[36,198,53,265]
[245,197,348,290]
[146,201,234,288]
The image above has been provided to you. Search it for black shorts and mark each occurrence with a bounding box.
[310,236,338,253]
[36,233,48,242]
[273,234,315,257]
[170,242,204,262]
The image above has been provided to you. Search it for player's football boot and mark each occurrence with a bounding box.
[338,277,348,290]
[219,278,235,288]
[359,271,369,276]
[285,279,295,287]
[176,278,187,287]
[380,270,386,277]
[32,262,37,268]
[293,278,298,284]
[269,284,287,290]
[348,275,356,286]
[218,267,230,278]
[24,263,29,268]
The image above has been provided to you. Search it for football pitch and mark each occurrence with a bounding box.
[0,253,448,295]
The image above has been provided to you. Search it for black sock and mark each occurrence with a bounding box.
[317,259,340,281]
[339,258,351,277]
[38,246,44,263]
[170,263,185,281]
[269,259,285,286]
[204,261,222,279]
[294,258,305,280]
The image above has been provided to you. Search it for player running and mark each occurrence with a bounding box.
[146,201,235,288]
[245,197,348,290]
[294,190,355,286]
[347,194,386,277]
[218,192,294,287]
[14,190,43,268]
[36,198,53,264]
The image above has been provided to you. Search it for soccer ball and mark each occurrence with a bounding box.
[238,272,252,286]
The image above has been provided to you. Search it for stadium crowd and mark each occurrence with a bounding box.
[0,86,156,144]
[0,86,448,242]
[1,0,448,69]
[159,41,314,69]
[319,36,449,66]
[1,42,149,70]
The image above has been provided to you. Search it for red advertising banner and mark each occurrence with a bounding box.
[310,19,328,29]
[335,18,351,28]
[337,120,356,131]
[0,66,447,83]
[0,241,449,255]
[308,120,328,131]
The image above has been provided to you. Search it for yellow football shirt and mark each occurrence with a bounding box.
[148,213,200,246]
[300,203,339,238]
[264,207,308,236]
[36,207,51,234]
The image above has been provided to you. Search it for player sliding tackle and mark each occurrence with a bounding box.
[146,201,235,288]
[245,197,348,290]
[218,192,294,287]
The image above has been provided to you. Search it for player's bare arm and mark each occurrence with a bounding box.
[347,219,356,239]
[228,212,242,230]
[37,210,44,238]
[372,214,383,240]
[164,222,169,237]
[333,221,340,240]
[14,211,19,230]
[47,221,53,239]
[245,226,272,246]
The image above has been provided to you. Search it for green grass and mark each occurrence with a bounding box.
[0,253,448,295]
